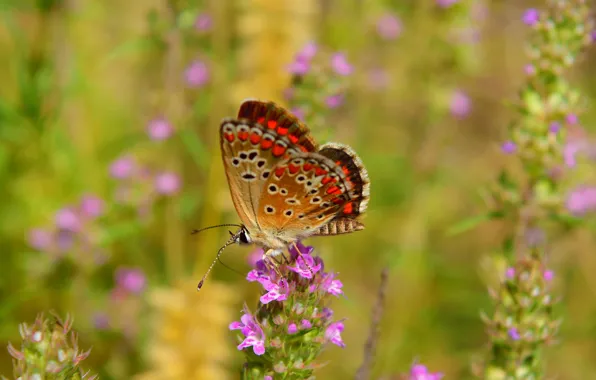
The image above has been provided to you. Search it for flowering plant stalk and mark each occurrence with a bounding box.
[229,243,345,379]
[5,313,96,380]
[477,1,594,378]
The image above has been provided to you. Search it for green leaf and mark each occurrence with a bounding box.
[446,210,504,236]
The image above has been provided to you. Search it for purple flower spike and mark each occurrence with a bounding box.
[522,9,540,26]
[154,172,181,195]
[409,364,444,380]
[325,321,345,348]
[331,53,353,76]
[185,60,209,88]
[147,118,173,141]
[229,312,266,356]
[322,273,343,296]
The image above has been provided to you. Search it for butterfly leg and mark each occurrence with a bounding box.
[290,242,314,276]
[263,249,284,279]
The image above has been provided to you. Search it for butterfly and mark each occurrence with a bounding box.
[197,100,369,289]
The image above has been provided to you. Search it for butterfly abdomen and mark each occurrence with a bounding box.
[317,217,365,236]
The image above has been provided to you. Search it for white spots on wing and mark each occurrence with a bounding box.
[237,124,250,134]
[295,174,307,184]
[264,205,276,214]
[222,123,235,134]
[267,184,278,194]
[241,171,257,182]
[291,158,305,166]
[284,209,294,217]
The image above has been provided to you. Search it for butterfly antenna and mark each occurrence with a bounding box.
[191,224,243,235]
[197,230,242,291]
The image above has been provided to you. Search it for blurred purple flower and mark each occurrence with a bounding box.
[524,64,536,76]
[566,113,578,125]
[229,311,266,355]
[505,267,515,280]
[325,94,344,109]
[194,13,212,32]
[409,364,444,380]
[248,248,264,267]
[376,13,402,40]
[449,89,471,118]
[55,207,80,232]
[93,313,110,330]
[115,267,146,294]
[56,230,75,252]
[147,118,173,141]
[110,156,135,179]
[544,270,554,282]
[287,323,298,334]
[566,186,596,215]
[508,327,520,340]
[501,141,516,154]
[436,0,458,8]
[185,60,209,88]
[291,107,306,121]
[288,59,310,75]
[28,228,52,251]
[325,321,345,348]
[331,53,353,76]
[522,9,540,26]
[563,139,587,168]
[154,172,181,195]
[80,195,105,219]
[298,42,318,60]
[549,122,561,133]
[301,319,312,329]
[322,273,343,296]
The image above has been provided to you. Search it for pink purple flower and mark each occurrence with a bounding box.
[229,311,266,355]
[185,59,209,88]
[408,364,444,380]
[154,172,181,195]
[109,156,135,179]
[194,13,212,32]
[376,13,402,40]
[505,267,515,280]
[331,53,353,76]
[566,113,578,125]
[288,252,322,279]
[259,278,289,304]
[325,94,344,109]
[449,89,471,118]
[549,122,561,133]
[508,327,520,340]
[566,186,596,215]
[27,228,52,251]
[544,270,554,282]
[501,141,516,154]
[115,267,146,294]
[55,207,80,232]
[436,0,458,8]
[325,321,345,348]
[147,118,173,141]
[80,195,104,219]
[287,323,297,334]
[522,9,540,26]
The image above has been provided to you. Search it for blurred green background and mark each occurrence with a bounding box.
[1,0,596,379]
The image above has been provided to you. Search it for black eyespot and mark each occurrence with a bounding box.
[262,171,270,179]
[313,197,321,202]
[307,181,313,186]
[280,188,288,195]
[298,213,305,219]
[266,206,274,213]
[257,160,266,168]
[297,175,305,181]
[268,185,277,192]
[248,151,258,160]
[232,158,240,166]
[317,214,325,220]
[242,173,256,180]
[239,152,248,160]
[284,210,293,217]
[310,189,317,194]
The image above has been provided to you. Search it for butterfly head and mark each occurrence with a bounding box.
[232,225,252,245]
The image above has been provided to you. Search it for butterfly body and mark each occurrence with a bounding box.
[220,100,369,258]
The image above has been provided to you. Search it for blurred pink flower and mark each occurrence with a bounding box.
[55,207,80,232]
[449,89,471,118]
[80,195,105,218]
[110,156,135,179]
[28,228,52,251]
[185,60,209,88]
[331,53,353,76]
[194,13,212,32]
[376,13,402,40]
[115,267,147,295]
[154,172,181,195]
[147,118,173,141]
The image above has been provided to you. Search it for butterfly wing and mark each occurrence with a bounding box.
[220,100,318,232]
[256,149,367,241]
